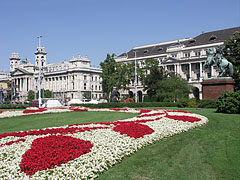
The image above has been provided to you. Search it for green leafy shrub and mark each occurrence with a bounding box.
[177,99,189,108]
[198,99,217,108]
[0,104,29,109]
[187,98,198,108]
[70,102,177,108]
[217,91,240,114]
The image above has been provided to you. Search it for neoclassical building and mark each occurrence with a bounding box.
[10,45,103,103]
[116,27,240,101]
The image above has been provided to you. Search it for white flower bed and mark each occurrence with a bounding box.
[0,108,208,179]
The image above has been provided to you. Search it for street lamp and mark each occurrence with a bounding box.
[37,35,42,108]
[134,51,138,103]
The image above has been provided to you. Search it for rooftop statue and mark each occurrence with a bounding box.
[203,46,233,77]
[20,58,29,64]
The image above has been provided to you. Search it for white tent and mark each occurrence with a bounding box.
[67,99,83,106]
[46,100,62,108]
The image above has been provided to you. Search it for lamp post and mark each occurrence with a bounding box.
[37,35,42,108]
[134,51,138,103]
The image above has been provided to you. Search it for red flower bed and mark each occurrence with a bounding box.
[165,114,201,122]
[0,126,108,140]
[20,135,93,176]
[73,109,88,111]
[139,109,152,114]
[23,108,47,114]
[0,138,25,147]
[0,111,3,114]
[113,122,154,139]
[109,108,130,111]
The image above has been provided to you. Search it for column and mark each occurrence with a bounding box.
[199,62,203,81]
[189,63,192,82]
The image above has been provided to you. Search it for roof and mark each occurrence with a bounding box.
[186,27,240,47]
[118,27,240,59]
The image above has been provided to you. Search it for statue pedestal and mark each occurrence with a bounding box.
[201,77,234,100]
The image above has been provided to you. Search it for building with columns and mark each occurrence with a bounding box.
[10,45,103,103]
[116,27,240,101]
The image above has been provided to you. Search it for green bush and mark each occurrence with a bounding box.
[70,102,177,108]
[217,91,240,114]
[177,99,189,108]
[187,98,198,108]
[198,99,217,108]
[0,104,29,109]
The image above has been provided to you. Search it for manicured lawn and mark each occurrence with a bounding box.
[0,111,137,133]
[97,108,240,180]
[0,108,239,180]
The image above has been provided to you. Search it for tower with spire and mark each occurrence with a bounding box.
[35,36,47,67]
[9,52,21,72]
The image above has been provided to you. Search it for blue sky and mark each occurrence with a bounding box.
[0,0,239,72]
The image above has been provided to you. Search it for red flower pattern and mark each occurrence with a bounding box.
[0,138,25,147]
[23,108,47,114]
[113,122,154,138]
[19,135,93,176]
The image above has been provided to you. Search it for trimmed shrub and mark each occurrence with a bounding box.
[0,104,29,109]
[216,91,240,114]
[70,102,177,108]
[198,99,217,108]
[177,99,189,108]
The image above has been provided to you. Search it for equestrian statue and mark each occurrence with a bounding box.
[203,46,234,77]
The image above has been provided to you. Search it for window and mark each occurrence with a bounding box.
[84,83,86,90]
[195,51,201,56]
[158,47,163,52]
[195,63,200,69]
[95,76,97,81]
[99,86,101,90]
[207,72,211,78]
[189,39,196,44]
[210,35,217,41]
[41,56,44,58]
[184,52,190,58]
[143,50,148,54]
[197,73,200,80]
[95,85,97,90]
[84,75,87,80]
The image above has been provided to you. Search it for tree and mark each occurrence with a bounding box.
[36,89,53,99]
[140,58,168,100]
[154,74,191,102]
[27,90,35,102]
[223,33,240,90]
[100,54,134,101]
[100,53,118,101]
[83,91,91,99]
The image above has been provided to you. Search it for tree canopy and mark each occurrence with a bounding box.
[140,58,190,102]
[223,33,240,90]
[100,54,142,101]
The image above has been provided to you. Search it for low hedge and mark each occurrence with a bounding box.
[0,104,29,109]
[70,102,177,108]
[198,99,217,108]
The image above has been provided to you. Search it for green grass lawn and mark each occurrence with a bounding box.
[0,108,239,180]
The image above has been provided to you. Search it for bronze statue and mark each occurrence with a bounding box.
[203,46,233,77]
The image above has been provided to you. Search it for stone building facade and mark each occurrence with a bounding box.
[10,46,103,103]
[116,27,240,101]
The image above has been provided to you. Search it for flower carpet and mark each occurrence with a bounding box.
[0,107,208,179]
